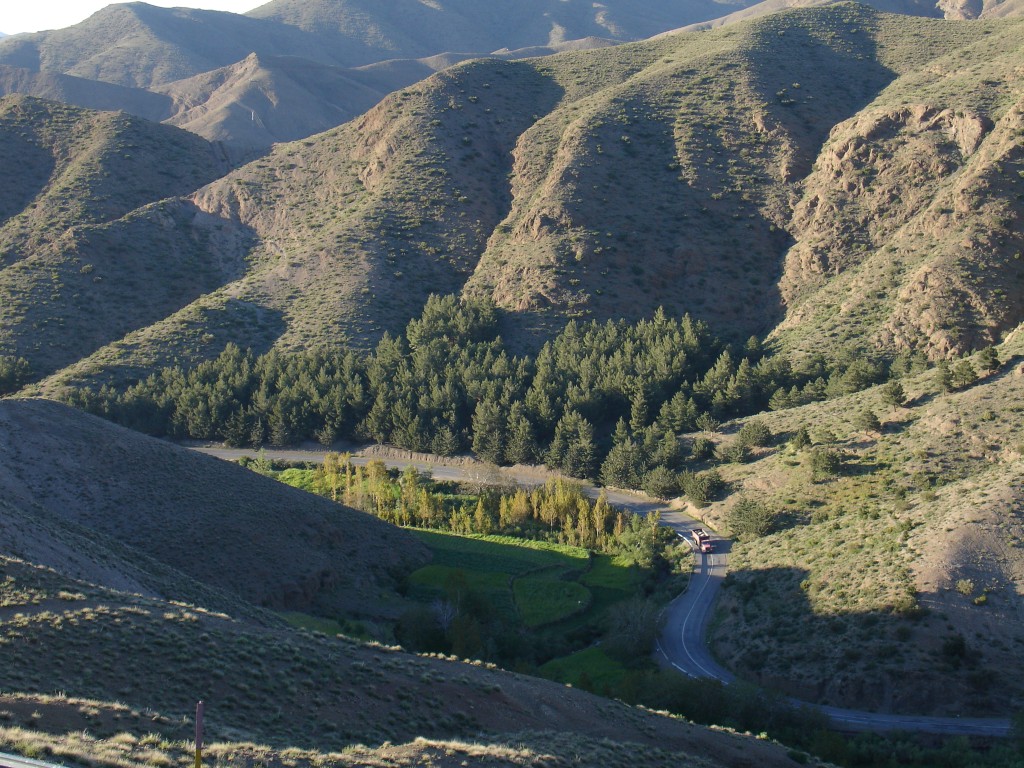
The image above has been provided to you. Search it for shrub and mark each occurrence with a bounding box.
[728,497,776,538]
[718,441,750,464]
[736,419,772,448]
[789,426,811,450]
[809,447,842,482]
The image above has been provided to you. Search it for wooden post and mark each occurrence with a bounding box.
[195,701,204,768]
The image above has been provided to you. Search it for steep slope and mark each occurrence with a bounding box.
[696,329,1024,714]
[0,398,428,617]
[0,557,801,768]
[12,6,1024,396]
[772,20,1024,358]
[0,95,243,378]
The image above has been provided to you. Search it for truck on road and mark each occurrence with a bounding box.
[690,528,713,553]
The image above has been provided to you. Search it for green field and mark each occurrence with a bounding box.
[514,570,592,627]
[538,647,629,692]
[413,530,589,574]
[408,531,648,653]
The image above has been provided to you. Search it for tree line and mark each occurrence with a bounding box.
[67,294,904,486]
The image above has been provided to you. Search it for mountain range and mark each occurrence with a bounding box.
[0,0,1022,150]
[0,4,1019,394]
[3,2,1024,764]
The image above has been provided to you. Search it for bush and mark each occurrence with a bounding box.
[789,426,811,450]
[737,419,772,448]
[809,447,842,482]
[718,441,750,464]
[0,355,31,395]
[728,497,776,538]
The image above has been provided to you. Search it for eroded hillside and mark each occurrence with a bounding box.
[19,5,1024,395]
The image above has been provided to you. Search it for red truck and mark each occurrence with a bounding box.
[690,528,713,553]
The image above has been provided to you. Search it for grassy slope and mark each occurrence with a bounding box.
[0,557,803,768]
[0,399,428,619]
[694,330,1024,714]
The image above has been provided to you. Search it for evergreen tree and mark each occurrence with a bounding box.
[601,439,646,488]
[729,497,775,538]
[809,447,842,482]
[936,360,954,393]
[629,388,649,433]
[548,410,597,479]
[952,359,978,389]
[855,408,882,435]
[880,381,906,411]
[642,466,680,499]
[978,346,1000,375]
[471,400,506,465]
[504,402,538,465]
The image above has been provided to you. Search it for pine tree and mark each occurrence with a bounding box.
[952,359,978,389]
[548,410,597,479]
[855,408,882,435]
[471,400,505,464]
[880,381,906,411]
[601,439,646,488]
[504,402,537,465]
[629,388,649,433]
[936,360,954,392]
[978,346,1000,375]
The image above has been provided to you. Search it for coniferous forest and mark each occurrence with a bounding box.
[68,294,914,493]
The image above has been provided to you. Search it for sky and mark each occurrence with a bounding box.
[0,1,262,35]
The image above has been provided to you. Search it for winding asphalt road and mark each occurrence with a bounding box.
[193,444,1013,737]
[0,753,62,768]
[653,515,1011,736]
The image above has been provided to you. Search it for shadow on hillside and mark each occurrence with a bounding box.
[712,564,1010,715]
[744,10,894,181]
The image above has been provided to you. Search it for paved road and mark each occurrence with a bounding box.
[0,752,63,768]
[653,515,1011,736]
[193,444,1013,737]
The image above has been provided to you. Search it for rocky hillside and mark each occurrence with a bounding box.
[8,5,1020,396]
[0,398,428,618]
[0,95,244,379]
